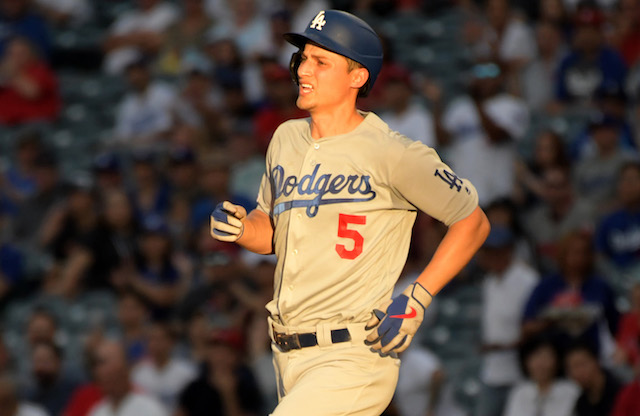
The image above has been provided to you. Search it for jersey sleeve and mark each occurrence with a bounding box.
[390,141,479,226]
[255,172,272,216]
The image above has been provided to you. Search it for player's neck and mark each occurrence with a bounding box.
[309,106,364,140]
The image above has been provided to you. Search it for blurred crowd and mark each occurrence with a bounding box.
[1,0,640,415]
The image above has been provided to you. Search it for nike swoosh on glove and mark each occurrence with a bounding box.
[365,282,433,354]
[210,201,246,242]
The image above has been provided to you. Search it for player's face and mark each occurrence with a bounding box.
[295,44,361,113]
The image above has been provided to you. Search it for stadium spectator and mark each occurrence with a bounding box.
[253,62,307,154]
[0,375,49,416]
[174,60,224,143]
[566,341,622,416]
[391,343,445,416]
[129,151,170,222]
[62,338,103,416]
[116,290,150,364]
[13,151,69,248]
[503,336,579,416]
[102,0,178,75]
[35,0,92,27]
[207,0,271,61]
[24,341,81,416]
[439,59,529,206]
[0,225,23,305]
[476,226,539,416]
[595,162,640,274]
[39,179,98,294]
[262,10,296,68]
[190,154,253,230]
[0,36,60,125]
[521,21,566,111]
[89,340,167,416]
[114,56,178,145]
[523,166,595,271]
[522,230,619,355]
[515,130,570,206]
[157,0,214,76]
[613,283,640,367]
[379,65,435,148]
[166,147,199,201]
[131,321,196,412]
[1,130,42,212]
[91,153,123,198]
[56,189,138,295]
[573,113,637,212]
[611,348,640,416]
[482,0,536,71]
[539,0,572,37]
[570,84,636,160]
[554,5,627,107]
[182,311,210,366]
[228,127,265,206]
[25,309,58,348]
[176,328,263,416]
[609,0,640,67]
[0,0,50,58]
[121,215,186,319]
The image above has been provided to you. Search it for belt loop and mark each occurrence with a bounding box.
[316,323,332,348]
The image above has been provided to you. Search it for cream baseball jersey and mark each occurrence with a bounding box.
[257,112,478,328]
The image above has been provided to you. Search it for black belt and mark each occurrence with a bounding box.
[273,328,351,352]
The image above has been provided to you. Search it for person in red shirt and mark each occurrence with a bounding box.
[614,283,640,367]
[0,36,60,125]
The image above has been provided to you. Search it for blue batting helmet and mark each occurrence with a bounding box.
[284,10,383,97]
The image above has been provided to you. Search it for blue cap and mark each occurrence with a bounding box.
[483,226,514,248]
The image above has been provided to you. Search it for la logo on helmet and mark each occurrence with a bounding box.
[310,11,326,30]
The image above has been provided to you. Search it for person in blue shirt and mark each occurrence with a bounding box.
[555,6,626,106]
[596,161,640,272]
[523,229,619,355]
[0,0,51,58]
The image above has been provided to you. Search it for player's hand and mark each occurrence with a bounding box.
[210,201,246,242]
[365,282,433,354]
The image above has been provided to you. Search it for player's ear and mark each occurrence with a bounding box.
[350,67,369,90]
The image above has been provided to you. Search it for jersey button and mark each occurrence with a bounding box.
[297,213,302,219]
[310,159,316,166]
[313,143,320,150]
[288,285,294,290]
[293,249,298,255]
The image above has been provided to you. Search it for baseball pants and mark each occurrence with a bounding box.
[269,319,400,416]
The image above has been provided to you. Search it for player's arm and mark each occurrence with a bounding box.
[366,143,488,354]
[414,205,489,294]
[210,201,274,255]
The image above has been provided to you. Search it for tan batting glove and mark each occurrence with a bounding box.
[365,282,433,354]
[210,201,246,242]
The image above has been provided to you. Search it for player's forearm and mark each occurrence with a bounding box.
[236,209,274,255]
[415,206,490,294]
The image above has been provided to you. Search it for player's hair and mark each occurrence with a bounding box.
[346,57,364,72]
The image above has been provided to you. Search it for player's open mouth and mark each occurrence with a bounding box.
[300,83,314,94]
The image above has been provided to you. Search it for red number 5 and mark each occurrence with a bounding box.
[335,214,366,259]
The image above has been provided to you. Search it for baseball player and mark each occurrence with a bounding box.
[211,10,490,415]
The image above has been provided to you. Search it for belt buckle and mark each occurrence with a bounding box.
[274,332,301,352]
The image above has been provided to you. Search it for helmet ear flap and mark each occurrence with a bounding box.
[289,51,302,85]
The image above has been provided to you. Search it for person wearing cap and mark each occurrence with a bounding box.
[476,226,539,416]
[435,58,530,206]
[555,4,626,106]
[573,112,638,212]
[211,9,489,415]
[114,54,178,144]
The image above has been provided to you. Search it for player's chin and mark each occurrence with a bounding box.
[295,96,313,111]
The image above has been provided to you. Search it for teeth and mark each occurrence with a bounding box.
[301,84,313,89]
